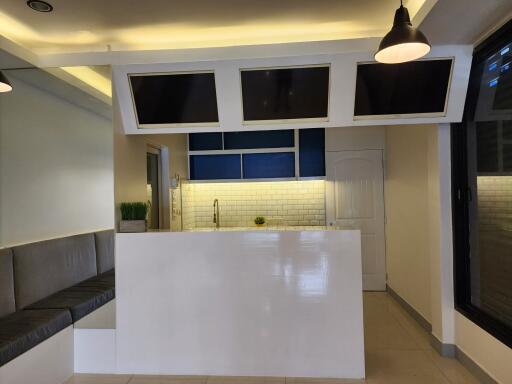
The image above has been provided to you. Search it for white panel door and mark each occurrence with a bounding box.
[326,150,386,291]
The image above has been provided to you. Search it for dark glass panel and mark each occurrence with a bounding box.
[476,121,499,173]
[130,73,219,125]
[354,59,452,116]
[241,66,329,121]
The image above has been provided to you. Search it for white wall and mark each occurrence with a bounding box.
[456,313,512,383]
[0,72,114,247]
[384,124,436,322]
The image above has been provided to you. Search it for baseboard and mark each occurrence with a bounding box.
[386,286,499,383]
[455,347,498,384]
[430,334,456,358]
[386,285,432,332]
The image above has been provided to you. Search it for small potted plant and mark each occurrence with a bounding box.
[119,202,149,233]
[254,216,266,227]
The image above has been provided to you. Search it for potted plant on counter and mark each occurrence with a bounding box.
[254,216,266,227]
[119,202,149,233]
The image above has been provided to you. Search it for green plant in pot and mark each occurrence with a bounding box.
[119,202,149,233]
[254,216,266,227]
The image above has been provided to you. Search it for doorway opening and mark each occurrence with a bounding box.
[147,145,161,230]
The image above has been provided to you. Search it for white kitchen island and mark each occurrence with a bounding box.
[115,229,365,379]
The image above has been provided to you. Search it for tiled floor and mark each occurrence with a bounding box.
[66,292,480,384]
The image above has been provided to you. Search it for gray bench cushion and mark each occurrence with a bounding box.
[0,249,15,318]
[12,233,97,309]
[27,270,115,322]
[94,230,115,274]
[0,309,72,367]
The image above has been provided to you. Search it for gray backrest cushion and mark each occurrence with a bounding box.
[12,233,97,309]
[94,230,115,274]
[0,248,15,317]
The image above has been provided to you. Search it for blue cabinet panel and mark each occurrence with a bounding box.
[224,130,294,149]
[190,154,241,180]
[299,128,325,177]
[242,152,295,179]
[189,133,223,151]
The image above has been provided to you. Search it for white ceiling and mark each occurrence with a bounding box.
[420,0,512,45]
[0,48,31,69]
[0,0,431,54]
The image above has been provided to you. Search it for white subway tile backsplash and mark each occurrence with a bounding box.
[181,180,326,229]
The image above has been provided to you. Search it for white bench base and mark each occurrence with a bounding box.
[0,326,74,384]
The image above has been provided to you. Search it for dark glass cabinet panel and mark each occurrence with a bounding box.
[299,128,325,177]
[242,153,295,179]
[189,155,241,180]
[241,66,329,121]
[189,132,223,151]
[355,59,452,116]
[452,22,512,348]
[130,73,219,125]
[224,130,294,149]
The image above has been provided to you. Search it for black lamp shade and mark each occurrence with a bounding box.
[0,71,12,93]
[375,5,431,64]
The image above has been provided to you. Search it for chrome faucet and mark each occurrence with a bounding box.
[213,198,220,229]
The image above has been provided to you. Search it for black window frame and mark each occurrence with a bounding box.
[452,18,512,349]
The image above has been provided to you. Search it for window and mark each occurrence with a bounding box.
[452,19,512,348]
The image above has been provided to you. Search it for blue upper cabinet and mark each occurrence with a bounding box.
[299,128,325,177]
[224,130,294,149]
[188,129,325,180]
[189,154,241,180]
[189,132,223,151]
[243,153,295,179]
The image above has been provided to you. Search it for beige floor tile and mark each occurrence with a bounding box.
[130,375,208,384]
[423,348,481,384]
[66,374,132,384]
[365,349,448,379]
[286,378,364,383]
[207,377,284,384]
[365,372,450,384]
[364,322,420,351]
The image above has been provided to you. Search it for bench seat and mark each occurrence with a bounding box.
[0,309,72,366]
[27,270,115,322]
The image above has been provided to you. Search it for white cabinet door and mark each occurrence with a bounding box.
[326,150,386,291]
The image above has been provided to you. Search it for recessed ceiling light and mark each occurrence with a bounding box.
[27,0,53,13]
